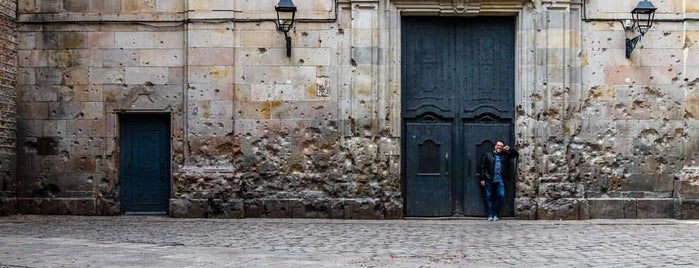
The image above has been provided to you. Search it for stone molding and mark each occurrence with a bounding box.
[391,0,529,16]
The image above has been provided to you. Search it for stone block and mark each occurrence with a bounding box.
[39,0,61,13]
[383,202,403,219]
[514,197,537,220]
[605,66,652,85]
[188,83,234,101]
[88,67,124,84]
[675,199,699,219]
[124,67,169,85]
[57,32,87,49]
[588,198,628,219]
[18,198,96,215]
[0,197,17,216]
[96,197,120,215]
[17,198,41,214]
[623,199,638,219]
[299,199,331,218]
[187,66,234,84]
[262,199,291,218]
[675,167,699,199]
[328,199,346,219]
[140,49,184,67]
[64,0,89,13]
[677,179,699,199]
[188,47,234,66]
[103,49,139,67]
[243,199,262,218]
[288,199,307,218]
[636,199,674,218]
[170,198,208,218]
[621,174,656,192]
[536,198,581,220]
[344,199,383,219]
[88,0,121,14]
[115,32,154,49]
[208,199,244,219]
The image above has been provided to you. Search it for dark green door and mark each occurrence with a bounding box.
[405,120,452,216]
[119,114,171,214]
[402,17,515,217]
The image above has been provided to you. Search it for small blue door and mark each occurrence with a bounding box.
[119,114,171,214]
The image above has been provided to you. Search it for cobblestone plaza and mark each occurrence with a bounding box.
[0,216,697,267]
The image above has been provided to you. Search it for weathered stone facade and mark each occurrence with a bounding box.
[5,0,699,219]
[0,0,16,216]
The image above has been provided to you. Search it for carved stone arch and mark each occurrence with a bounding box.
[390,0,528,16]
[115,84,175,112]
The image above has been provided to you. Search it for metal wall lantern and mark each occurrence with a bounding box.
[275,0,297,57]
[626,0,657,58]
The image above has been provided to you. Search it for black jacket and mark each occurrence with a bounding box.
[480,148,519,183]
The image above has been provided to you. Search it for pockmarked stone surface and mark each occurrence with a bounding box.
[0,0,16,216]
[6,0,699,219]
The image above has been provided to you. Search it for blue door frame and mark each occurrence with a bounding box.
[119,113,171,214]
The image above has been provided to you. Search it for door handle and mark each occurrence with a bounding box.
[445,152,449,176]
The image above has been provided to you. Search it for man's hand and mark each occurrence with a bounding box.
[503,145,510,151]
[480,180,485,186]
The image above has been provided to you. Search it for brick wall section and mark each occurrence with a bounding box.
[0,0,16,215]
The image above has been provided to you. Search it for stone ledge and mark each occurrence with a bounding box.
[16,198,96,215]
[0,197,17,216]
[586,198,675,219]
[532,198,681,220]
[170,198,402,219]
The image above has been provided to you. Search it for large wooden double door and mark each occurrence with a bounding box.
[402,17,516,217]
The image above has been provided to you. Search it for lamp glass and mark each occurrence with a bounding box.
[275,0,297,33]
[631,0,657,35]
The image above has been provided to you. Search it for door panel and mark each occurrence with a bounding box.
[119,114,170,214]
[402,16,515,217]
[405,121,452,216]
[457,21,515,119]
[401,21,455,119]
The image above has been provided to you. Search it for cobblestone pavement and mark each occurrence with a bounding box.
[0,216,697,267]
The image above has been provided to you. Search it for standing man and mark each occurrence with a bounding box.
[480,140,519,221]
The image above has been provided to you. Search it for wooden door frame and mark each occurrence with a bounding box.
[118,112,172,215]
[400,15,518,217]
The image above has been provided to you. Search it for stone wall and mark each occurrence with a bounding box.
[513,0,699,219]
[11,0,699,219]
[0,0,16,216]
[14,0,402,218]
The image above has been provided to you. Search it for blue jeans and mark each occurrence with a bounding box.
[484,180,505,217]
